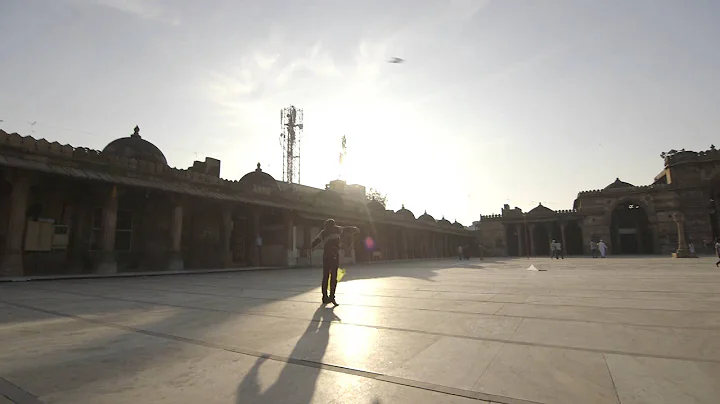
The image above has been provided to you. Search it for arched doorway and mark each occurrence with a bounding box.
[564,221,583,255]
[532,223,550,256]
[505,225,520,256]
[610,201,653,254]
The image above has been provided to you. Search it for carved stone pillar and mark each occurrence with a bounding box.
[528,224,536,256]
[168,202,184,271]
[252,210,261,266]
[220,206,233,268]
[401,229,408,259]
[672,212,690,258]
[1,171,33,277]
[285,211,296,266]
[560,222,567,256]
[516,224,523,257]
[97,185,118,274]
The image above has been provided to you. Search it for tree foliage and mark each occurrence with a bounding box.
[367,188,388,207]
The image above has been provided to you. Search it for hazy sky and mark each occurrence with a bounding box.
[1,0,719,225]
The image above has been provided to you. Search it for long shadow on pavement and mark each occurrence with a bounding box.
[236,306,339,404]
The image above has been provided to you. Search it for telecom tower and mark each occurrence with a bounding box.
[279,105,303,184]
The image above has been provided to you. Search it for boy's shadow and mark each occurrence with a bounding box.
[236,306,341,404]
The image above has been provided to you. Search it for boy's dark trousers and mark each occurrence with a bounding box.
[322,253,339,300]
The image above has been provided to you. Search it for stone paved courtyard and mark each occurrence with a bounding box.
[1,257,720,404]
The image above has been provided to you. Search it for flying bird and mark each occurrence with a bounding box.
[388,57,405,64]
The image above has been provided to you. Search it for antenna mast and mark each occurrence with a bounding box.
[279,105,303,184]
[339,135,347,180]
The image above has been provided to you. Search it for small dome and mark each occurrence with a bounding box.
[239,163,280,192]
[605,178,634,190]
[452,220,464,229]
[418,210,435,223]
[367,199,385,212]
[102,126,167,165]
[438,216,452,226]
[395,204,415,220]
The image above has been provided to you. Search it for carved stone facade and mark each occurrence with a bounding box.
[476,147,720,257]
[0,128,473,277]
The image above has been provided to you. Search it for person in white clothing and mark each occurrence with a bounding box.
[590,241,598,258]
[556,241,564,259]
[598,240,608,258]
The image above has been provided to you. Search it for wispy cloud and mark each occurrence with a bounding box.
[78,0,181,25]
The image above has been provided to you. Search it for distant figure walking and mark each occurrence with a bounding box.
[457,245,463,260]
[689,241,696,256]
[715,237,720,267]
[590,240,598,258]
[311,219,360,306]
[598,240,608,258]
[556,241,564,259]
[550,240,558,259]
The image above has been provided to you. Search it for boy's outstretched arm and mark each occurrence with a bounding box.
[311,231,324,249]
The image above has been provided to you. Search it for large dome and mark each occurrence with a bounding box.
[239,163,280,192]
[102,126,167,165]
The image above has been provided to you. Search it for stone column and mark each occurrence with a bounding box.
[516,224,523,257]
[431,233,437,258]
[672,212,690,258]
[401,229,408,259]
[302,225,311,263]
[560,222,567,256]
[252,210,261,266]
[547,225,554,257]
[285,211,296,266]
[168,202,184,271]
[220,206,233,268]
[1,171,33,277]
[97,185,118,274]
[528,224,536,256]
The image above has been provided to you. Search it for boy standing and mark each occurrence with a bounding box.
[311,219,360,306]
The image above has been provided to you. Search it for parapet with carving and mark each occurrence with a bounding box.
[0,129,238,190]
[663,147,719,167]
[577,184,658,197]
[0,130,474,234]
[480,214,503,221]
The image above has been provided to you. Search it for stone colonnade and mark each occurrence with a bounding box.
[505,219,583,257]
[0,173,471,276]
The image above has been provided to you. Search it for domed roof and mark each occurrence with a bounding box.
[528,203,554,216]
[239,163,280,192]
[367,199,386,212]
[418,210,436,223]
[605,178,635,190]
[395,204,415,220]
[452,220,464,228]
[102,126,167,165]
[438,216,452,226]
